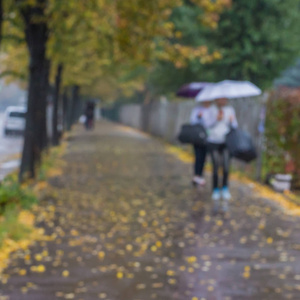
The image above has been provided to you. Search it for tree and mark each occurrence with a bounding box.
[52,63,63,145]
[44,0,231,105]
[15,0,50,180]
[146,5,208,95]
[105,0,230,99]
[0,43,28,83]
[147,0,300,95]
[203,0,300,89]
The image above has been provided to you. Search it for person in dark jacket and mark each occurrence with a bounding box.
[85,101,95,130]
[189,101,214,186]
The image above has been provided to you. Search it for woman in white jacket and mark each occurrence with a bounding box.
[207,98,238,213]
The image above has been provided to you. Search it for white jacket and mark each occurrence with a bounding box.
[190,105,216,128]
[207,105,238,144]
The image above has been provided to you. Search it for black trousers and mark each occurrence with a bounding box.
[193,145,207,177]
[208,143,231,190]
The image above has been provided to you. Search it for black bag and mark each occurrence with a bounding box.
[225,129,257,162]
[178,123,207,146]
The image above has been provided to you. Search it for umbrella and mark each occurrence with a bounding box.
[195,80,262,102]
[176,82,212,98]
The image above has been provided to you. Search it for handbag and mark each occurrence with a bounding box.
[178,123,207,146]
[225,129,257,162]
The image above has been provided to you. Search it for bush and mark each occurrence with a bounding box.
[0,207,32,246]
[0,176,37,214]
[0,176,37,246]
[264,88,300,189]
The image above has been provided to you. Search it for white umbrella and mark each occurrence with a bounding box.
[195,80,262,102]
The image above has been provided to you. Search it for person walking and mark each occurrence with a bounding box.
[207,97,238,213]
[190,101,214,186]
[85,101,95,130]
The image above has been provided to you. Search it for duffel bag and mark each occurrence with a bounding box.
[178,123,207,146]
[226,129,257,162]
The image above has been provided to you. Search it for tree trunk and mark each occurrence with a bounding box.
[38,58,50,152]
[62,89,71,131]
[52,64,63,145]
[70,85,80,127]
[18,1,49,181]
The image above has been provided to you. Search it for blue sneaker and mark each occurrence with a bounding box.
[212,188,221,201]
[222,187,231,201]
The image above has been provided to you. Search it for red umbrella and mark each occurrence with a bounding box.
[176,82,212,98]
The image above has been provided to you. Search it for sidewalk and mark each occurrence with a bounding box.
[1,121,300,300]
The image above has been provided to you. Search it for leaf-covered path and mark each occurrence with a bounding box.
[1,121,300,300]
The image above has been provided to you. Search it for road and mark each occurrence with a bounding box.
[0,113,23,180]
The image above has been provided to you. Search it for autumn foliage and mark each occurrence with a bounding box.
[265,87,300,188]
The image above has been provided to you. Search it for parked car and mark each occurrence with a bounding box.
[3,106,26,135]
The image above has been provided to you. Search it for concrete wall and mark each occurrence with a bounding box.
[118,97,264,145]
[119,104,142,129]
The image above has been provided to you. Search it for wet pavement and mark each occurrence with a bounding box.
[1,121,300,300]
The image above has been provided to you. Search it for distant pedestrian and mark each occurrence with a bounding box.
[207,98,238,213]
[85,101,95,130]
[189,101,214,186]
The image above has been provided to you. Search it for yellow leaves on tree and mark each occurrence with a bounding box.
[192,0,232,28]
[113,0,230,66]
[2,0,232,101]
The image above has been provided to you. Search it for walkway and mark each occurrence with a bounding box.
[1,121,300,300]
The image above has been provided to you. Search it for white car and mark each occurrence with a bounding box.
[3,106,27,135]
